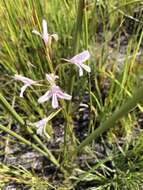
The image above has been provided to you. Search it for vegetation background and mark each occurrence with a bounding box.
[0,0,143,189]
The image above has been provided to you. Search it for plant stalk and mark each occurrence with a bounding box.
[73,0,85,54]
[0,93,59,167]
[0,123,49,158]
[64,0,85,160]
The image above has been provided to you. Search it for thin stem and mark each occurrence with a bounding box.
[4,92,16,162]
[0,123,49,158]
[83,1,88,49]
[0,93,25,125]
[78,84,143,151]
[83,1,93,133]
[63,0,85,161]
[67,0,85,108]
[73,0,85,54]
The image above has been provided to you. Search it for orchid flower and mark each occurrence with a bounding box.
[14,74,39,98]
[64,50,91,76]
[32,19,58,46]
[32,117,49,136]
[38,84,72,109]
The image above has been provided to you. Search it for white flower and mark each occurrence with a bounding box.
[32,117,49,136]
[64,50,91,76]
[32,19,58,46]
[38,85,72,109]
[14,74,39,98]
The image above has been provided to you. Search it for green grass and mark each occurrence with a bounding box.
[0,0,143,189]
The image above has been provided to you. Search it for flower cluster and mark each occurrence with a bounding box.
[14,19,91,135]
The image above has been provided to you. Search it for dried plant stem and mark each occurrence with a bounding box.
[45,47,54,73]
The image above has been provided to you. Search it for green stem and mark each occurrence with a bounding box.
[83,1,93,133]
[0,93,59,167]
[73,0,85,54]
[0,123,49,158]
[68,0,85,106]
[0,93,25,125]
[63,0,85,161]
[78,85,143,151]
[83,1,88,49]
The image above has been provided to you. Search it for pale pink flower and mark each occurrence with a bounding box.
[46,73,59,86]
[64,50,91,76]
[32,117,49,136]
[32,19,58,46]
[38,85,72,109]
[14,74,39,98]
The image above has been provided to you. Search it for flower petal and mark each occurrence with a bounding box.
[70,63,84,77]
[70,50,90,64]
[42,19,48,36]
[80,63,91,73]
[79,66,84,77]
[41,19,49,45]
[14,74,36,85]
[51,34,58,41]
[32,29,41,37]
[36,126,43,135]
[34,117,49,128]
[38,90,52,103]
[20,84,29,98]
[52,94,59,108]
[33,117,49,135]
[57,90,72,100]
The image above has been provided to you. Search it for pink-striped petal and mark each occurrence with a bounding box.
[70,50,90,64]
[42,19,48,36]
[52,94,59,108]
[57,91,72,100]
[42,19,49,45]
[38,90,52,104]
[42,35,49,45]
[14,74,36,85]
